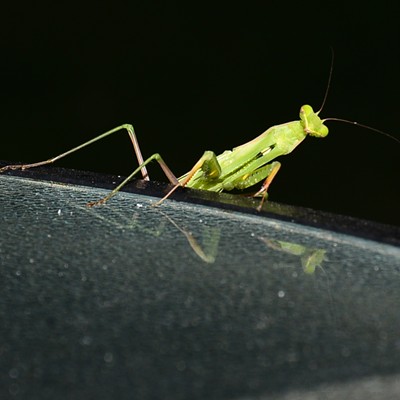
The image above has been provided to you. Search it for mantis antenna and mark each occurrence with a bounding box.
[316,48,335,115]
[318,49,399,145]
[323,118,400,145]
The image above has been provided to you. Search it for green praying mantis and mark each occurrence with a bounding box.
[1,66,398,210]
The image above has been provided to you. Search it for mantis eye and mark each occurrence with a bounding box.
[300,105,329,138]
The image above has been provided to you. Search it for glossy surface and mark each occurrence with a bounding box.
[1,174,399,399]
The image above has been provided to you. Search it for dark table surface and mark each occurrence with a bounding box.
[1,167,399,399]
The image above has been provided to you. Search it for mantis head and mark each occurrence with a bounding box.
[300,105,329,138]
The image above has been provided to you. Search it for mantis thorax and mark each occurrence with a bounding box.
[300,105,329,138]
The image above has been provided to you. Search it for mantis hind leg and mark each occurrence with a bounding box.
[0,124,150,180]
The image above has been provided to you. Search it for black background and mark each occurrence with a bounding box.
[1,1,399,226]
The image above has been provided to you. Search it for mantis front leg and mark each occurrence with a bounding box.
[224,160,281,211]
[252,162,281,211]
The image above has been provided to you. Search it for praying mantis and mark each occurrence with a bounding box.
[1,69,398,211]
[0,107,325,211]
